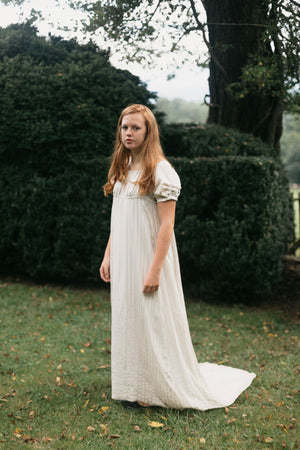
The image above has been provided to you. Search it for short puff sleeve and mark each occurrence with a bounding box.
[154,161,181,203]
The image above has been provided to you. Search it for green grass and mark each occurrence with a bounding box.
[0,280,298,449]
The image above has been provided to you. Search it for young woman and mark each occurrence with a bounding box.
[100,104,255,410]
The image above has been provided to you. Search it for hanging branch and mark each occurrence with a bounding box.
[189,0,228,80]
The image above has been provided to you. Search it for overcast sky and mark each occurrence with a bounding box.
[0,1,209,102]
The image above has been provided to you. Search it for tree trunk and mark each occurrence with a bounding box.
[203,0,283,151]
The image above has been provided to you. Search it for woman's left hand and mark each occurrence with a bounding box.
[143,269,160,294]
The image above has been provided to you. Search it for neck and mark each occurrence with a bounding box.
[129,151,143,170]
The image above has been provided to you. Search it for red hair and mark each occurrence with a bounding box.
[103,104,165,196]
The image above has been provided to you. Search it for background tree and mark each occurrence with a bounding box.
[78,0,299,151]
[1,1,298,150]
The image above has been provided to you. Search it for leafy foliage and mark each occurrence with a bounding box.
[173,155,293,299]
[0,23,155,280]
[0,23,294,301]
[161,124,293,299]
[80,0,299,114]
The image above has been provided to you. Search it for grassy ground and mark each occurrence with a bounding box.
[0,280,298,449]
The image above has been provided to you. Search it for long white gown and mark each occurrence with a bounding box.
[110,160,256,410]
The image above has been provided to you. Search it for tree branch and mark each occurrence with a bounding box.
[189,0,228,80]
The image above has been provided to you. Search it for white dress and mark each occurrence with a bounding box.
[110,160,256,410]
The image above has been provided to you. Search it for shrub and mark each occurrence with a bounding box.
[0,24,294,301]
[161,123,277,158]
[172,155,294,300]
[0,23,154,281]
[0,160,111,281]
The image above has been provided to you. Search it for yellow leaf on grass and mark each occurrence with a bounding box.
[148,421,164,428]
[264,437,273,443]
[227,417,237,424]
[14,428,22,435]
[99,406,109,412]
[97,365,110,369]
[100,424,108,435]
[200,437,206,443]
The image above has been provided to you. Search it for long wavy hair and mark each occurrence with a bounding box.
[103,104,165,196]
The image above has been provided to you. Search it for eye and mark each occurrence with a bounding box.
[121,125,128,130]
[133,126,140,130]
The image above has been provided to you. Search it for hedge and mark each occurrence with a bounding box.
[0,24,294,301]
[0,150,293,301]
[161,123,277,158]
[172,155,293,299]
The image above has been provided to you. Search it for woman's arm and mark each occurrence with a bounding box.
[99,234,111,282]
[143,200,176,294]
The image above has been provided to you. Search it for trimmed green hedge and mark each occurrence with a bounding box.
[161,123,277,158]
[172,156,293,299]
[0,25,294,301]
[0,160,111,281]
[0,151,293,300]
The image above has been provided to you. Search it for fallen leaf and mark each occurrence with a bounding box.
[100,424,108,435]
[14,428,22,435]
[29,411,34,419]
[97,365,110,369]
[100,406,109,412]
[87,426,95,432]
[227,417,237,424]
[134,425,141,432]
[264,437,273,443]
[84,342,91,348]
[148,421,164,428]
[199,437,206,443]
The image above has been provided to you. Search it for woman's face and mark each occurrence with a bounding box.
[120,113,147,152]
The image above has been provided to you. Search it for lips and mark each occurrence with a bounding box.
[126,140,133,143]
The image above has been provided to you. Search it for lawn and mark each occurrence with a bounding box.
[0,280,298,449]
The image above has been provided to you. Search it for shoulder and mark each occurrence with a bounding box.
[155,160,181,187]
[153,159,181,202]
